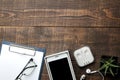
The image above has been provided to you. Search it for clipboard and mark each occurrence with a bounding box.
[0,41,46,80]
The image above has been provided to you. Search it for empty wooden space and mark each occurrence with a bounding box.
[0,0,120,80]
[0,0,120,27]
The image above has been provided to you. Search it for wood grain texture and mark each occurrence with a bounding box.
[0,27,120,80]
[0,0,120,27]
[0,0,120,80]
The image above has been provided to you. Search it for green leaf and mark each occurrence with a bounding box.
[105,60,114,65]
[100,60,105,63]
[109,67,114,76]
[105,66,109,75]
[109,64,120,68]
[99,63,108,70]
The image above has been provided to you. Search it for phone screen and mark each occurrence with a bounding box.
[48,58,73,80]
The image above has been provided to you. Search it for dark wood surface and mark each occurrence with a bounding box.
[0,0,120,27]
[0,0,120,80]
[0,27,120,80]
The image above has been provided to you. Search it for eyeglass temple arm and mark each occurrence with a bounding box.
[15,68,26,80]
[15,58,33,80]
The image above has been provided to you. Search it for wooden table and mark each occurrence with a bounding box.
[0,27,120,80]
[0,0,120,80]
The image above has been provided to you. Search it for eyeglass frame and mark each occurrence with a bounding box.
[15,58,37,80]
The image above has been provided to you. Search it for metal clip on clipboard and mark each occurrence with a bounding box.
[9,44,36,56]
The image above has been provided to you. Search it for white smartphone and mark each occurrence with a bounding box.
[45,50,76,80]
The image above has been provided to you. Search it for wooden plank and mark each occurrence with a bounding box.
[0,27,120,80]
[0,0,120,27]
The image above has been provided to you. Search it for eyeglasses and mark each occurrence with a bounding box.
[15,58,37,80]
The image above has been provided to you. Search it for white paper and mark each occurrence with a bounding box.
[0,43,44,80]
